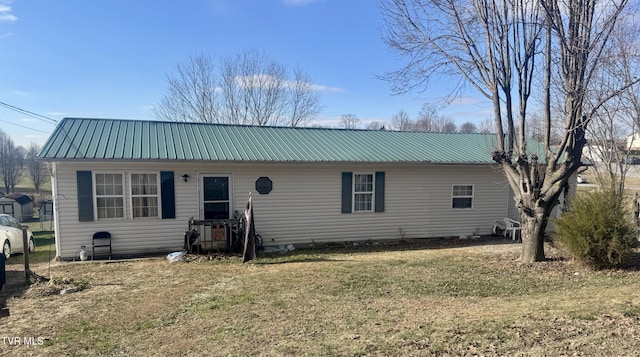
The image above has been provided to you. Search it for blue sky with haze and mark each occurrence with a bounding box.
[0,0,491,147]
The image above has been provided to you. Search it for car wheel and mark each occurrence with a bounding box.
[3,240,10,260]
[28,237,36,253]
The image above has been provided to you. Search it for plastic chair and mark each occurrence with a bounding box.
[92,231,112,260]
[503,218,521,241]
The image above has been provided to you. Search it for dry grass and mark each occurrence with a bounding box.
[3,239,640,356]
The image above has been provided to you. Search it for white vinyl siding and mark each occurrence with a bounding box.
[51,162,521,259]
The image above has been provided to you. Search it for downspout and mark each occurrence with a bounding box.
[50,162,62,260]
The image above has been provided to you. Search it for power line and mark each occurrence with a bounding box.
[0,117,51,134]
[0,101,58,125]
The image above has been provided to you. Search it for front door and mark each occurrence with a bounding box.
[201,176,231,220]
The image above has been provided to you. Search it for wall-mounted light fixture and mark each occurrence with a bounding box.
[181,173,190,182]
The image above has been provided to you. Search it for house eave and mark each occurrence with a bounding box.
[38,157,497,166]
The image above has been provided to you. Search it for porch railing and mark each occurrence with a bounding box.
[185,217,245,253]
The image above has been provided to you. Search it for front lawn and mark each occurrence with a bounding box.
[3,240,640,356]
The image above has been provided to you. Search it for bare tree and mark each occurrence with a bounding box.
[478,118,494,133]
[289,66,325,127]
[414,103,441,131]
[584,103,632,191]
[434,116,457,133]
[415,103,458,132]
[459,122,477,134]
[583,14,640,194]
[26,143,48,195]
[381,0,639,262]
[390,110,413,130]
[339,114,361,129]
[0,130,24,193]
[156,50,323,127]
[366,121,385,130]
[155,55,222,124]
[226,50,287,126]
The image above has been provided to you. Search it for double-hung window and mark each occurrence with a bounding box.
[452,185,473,209]
[95,173,125,219]
[79,170,174,222]
[131,173,159,218]
[341,171,384,214]
[353,173,374,212]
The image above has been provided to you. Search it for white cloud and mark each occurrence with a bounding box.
[11,90,30,96]
[234,74,281,89]
[309,84,345,93]
[46,112,66,117]
[449,96,486,106]
[234,74,345,93]
[0,3,17,23]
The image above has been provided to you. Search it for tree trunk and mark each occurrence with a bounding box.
[519,213,547,263]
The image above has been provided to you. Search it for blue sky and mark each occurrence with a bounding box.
[0,0,491,148]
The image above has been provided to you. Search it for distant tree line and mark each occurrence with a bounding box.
[388,104,492,133]
[336,104,494,133]
[0,128,47,194]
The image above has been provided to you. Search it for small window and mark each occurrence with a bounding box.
[353,173,374,212]
[95,173,125,219]
[452,185,473,209]
[131,173,159,218]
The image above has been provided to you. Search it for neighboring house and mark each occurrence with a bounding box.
[627,133,640,155]
[0,193,34,222]
[582,140,627,162]
[582,143,614,163]
[39,118,551,260]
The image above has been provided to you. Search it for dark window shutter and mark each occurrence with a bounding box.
[341,172,352,214]
[375,171,385,212]
[77,171,94,222]
[161,171,176,219]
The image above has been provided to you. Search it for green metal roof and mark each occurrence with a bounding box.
[39,117,514,164]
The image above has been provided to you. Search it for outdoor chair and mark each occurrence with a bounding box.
[503,218,521,241]
[92,231,112,260]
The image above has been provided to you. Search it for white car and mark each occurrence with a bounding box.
[1,213,35,259]
[577,175,587,184]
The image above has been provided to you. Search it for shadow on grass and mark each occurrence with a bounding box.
[1,269,31,315]
[304,235,518,254]
[253,255,348,265]
[251,235,519,264]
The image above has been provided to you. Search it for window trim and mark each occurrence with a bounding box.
[451,184,474,210]
[129,172,162,219]
[352,172,375,212]
[93,171,126,220]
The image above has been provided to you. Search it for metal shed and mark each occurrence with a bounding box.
[0,193,34,222]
